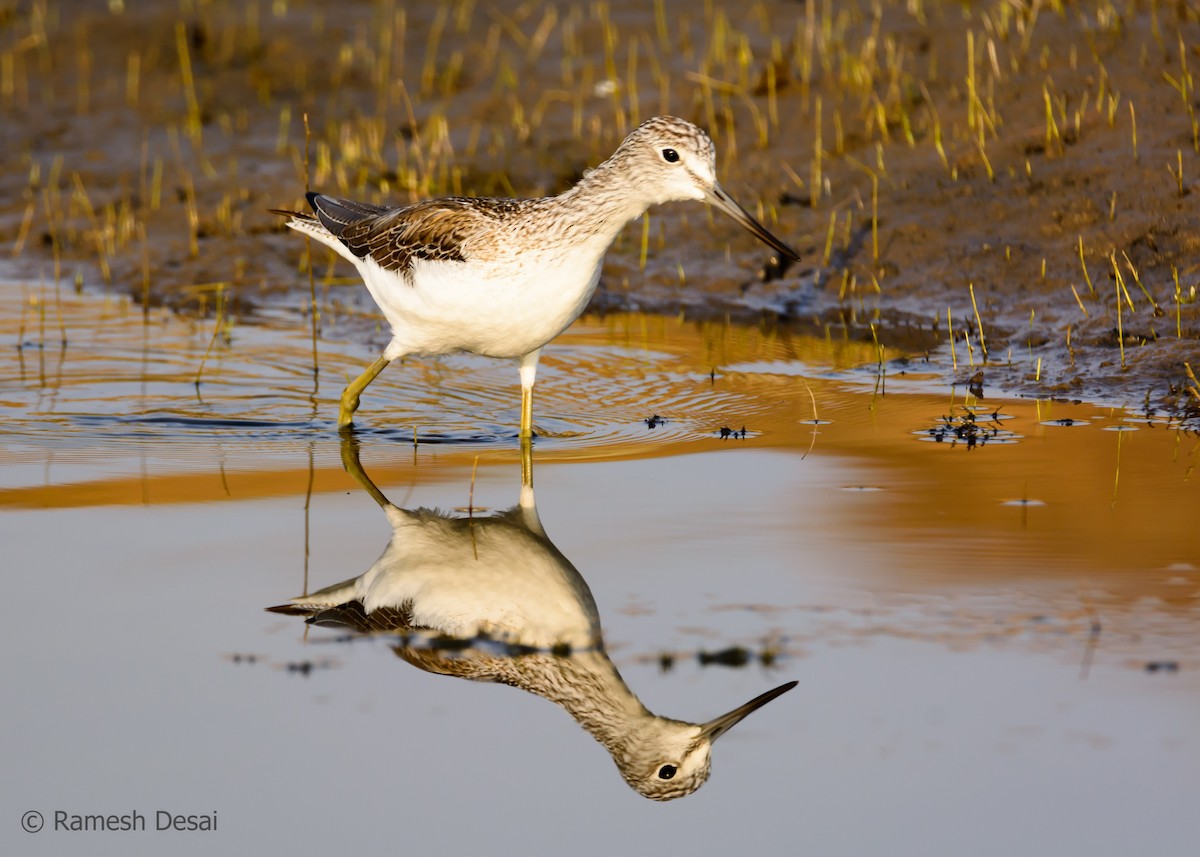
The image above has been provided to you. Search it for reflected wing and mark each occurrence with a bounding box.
[272,599,417,634]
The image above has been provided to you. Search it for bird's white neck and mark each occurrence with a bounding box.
[549,157,655,252]
[541,651,656,745]
[474,648,664,760]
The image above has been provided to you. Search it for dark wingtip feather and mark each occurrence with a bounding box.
[307,192,347,238]
[265,603,313,616]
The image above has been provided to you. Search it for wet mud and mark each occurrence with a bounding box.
[2,0,1198,420]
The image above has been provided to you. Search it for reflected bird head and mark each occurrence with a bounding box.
[618,680,798,801]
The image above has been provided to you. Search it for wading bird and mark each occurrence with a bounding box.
[273,116,798,436]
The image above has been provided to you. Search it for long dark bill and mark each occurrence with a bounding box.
[698,680,798,742]
[705,185,800,263]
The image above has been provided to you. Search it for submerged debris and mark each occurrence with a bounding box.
[657,643,782,672]
[283,659,337,676]
[699,646,752,667]
[1144,661,1179,674]
[918,411,1019,449]
[697,644,785,669]
[758,252,796,284]
[967,370,985,399]
[1163,368,1200,433]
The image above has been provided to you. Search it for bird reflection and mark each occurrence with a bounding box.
[269,436,795,800]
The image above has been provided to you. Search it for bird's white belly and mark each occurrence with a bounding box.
[354,512,602,649]
[358,253,603,361]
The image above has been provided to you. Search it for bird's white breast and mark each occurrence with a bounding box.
[357,247,606,361]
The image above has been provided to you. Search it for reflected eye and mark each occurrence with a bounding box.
[661,148,679,163]
[657,765,677,780]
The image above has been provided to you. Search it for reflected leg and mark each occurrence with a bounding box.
[339,355,391,428]
[338,429,391,509]
[519,433,533,491]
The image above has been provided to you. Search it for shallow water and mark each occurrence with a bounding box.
[2,278,1197,856]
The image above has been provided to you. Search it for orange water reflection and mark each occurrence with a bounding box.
[2,286,1198,607]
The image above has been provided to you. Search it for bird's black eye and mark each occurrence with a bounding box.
[661,148,679,163]
[657,765,677,780]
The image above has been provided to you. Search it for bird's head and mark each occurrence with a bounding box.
[616,680,797,801]
[617,115,799,263]
[618,115,719,205]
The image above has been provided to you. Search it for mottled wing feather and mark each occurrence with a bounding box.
[308,192,530,276]
[341,200,473,272]
[303,599,418,633]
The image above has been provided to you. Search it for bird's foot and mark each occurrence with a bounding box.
[338,396,360,428]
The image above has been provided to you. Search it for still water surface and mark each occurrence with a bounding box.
[2,281,1197,855]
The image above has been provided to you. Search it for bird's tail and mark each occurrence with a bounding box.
[269,192,395,257]
[304,192,391,238]
[266,206,313,221]
[265,576,360,616]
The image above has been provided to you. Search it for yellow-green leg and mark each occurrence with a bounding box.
[339,355,391,428]
[519,385,533,439]
[518,349,541,440]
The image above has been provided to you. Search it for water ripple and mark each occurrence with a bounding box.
[2,283,847,459]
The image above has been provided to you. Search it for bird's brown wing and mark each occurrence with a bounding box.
[309,192,527,275]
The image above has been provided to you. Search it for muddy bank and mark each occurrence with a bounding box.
[1,0,1198,417]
